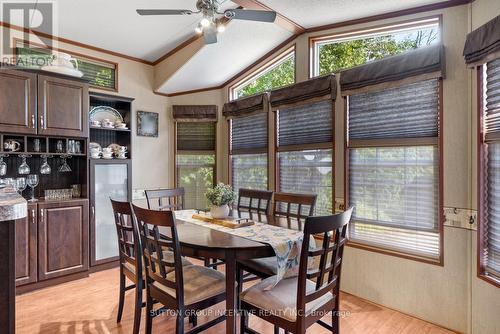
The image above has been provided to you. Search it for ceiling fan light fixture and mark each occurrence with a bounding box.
[200,17,210,27]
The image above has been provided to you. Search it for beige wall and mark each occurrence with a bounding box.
[165,2,500,333]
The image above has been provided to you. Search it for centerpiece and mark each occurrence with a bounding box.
[205,183,236,219]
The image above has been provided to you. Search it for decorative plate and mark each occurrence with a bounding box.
[89,142,102,151]
[89,106,123,124]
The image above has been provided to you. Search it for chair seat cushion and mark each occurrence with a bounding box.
[123,251,192,277]
[153,265,225,305]
[239,257,278,276]
[240,276,333,322]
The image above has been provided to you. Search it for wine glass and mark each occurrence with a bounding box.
[40,155,52,175]
[0,154,8,176]
[18,155,30,175]
[27,174,39,202]
[58,155,72,173]
[16,177,27,195]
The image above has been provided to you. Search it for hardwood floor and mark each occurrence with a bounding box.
[16,267,456,334]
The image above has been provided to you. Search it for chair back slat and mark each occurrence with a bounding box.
[237,188,273,215]
[132,204,186,306]
[273,192,317,222]
[145,188,185,211]
[111,199,141,279]
[296,207,353,316]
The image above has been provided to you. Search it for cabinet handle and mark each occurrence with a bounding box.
[40,209,44,222]
[91,206,95,219]
[31,209,36,224]
[40,115,45,129]
[31,114,35,128]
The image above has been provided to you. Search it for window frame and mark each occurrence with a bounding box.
[229,45,296,101]
[477,65,500,288]
[13,38,119,92]
[309,15,442,78]
[174,122,217,207]
[274,100,335,215]
[343,79,444,266]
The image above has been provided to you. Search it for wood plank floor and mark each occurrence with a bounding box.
[16,267,456,334]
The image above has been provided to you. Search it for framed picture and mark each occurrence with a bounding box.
[137,111,159,137]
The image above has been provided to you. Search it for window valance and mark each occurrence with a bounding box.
[270,74,336,109]
[172,105,218,122]
[223,93,269,119]
[463,14,500,66]
[340,44,445,95]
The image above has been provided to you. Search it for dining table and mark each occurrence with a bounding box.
[170,210,305,334]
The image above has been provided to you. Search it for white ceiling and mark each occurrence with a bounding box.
[259,0,446,28]
[158,19,292,93]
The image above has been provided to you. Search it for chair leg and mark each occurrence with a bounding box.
[204,258,210,267]
[116,271,125,323]
[145,294,153,334]
[274,325,280,334]
[332,311,339,334]
[132,279,143,334]
[176,312,185,334]
[189,313,197,327]
[240,310,247,334]
[236,267,243,307]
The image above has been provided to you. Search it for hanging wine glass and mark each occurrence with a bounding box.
[16,177,27,195]
[0,154,8,176]
[58,155,72,173]
[27,174,39,202]
[18,154,31,175]
[40,155,52,175]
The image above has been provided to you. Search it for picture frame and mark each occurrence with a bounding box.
[137,111,159,137]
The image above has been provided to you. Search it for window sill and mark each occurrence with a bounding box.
[346,240,443,266]
[477,273,500,289]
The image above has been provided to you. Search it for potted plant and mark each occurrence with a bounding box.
[205,183,236,219]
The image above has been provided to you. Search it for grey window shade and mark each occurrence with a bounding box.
[177,122,215,151]
[278,149,332,215]
[483,59,500,279]
[177,154,214,210]
[277,100,333,147]
[348,79,439,140]
[349,146,440,259]
[231,113,268,152]
[231,153,268,195]
[16,46,116,90]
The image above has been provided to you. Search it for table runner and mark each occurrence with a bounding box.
[174,210,308,285]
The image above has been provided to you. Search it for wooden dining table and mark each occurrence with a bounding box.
[171,210,304,334]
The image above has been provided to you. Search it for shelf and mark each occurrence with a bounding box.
[90,126,131,133]
[0,152,86,157]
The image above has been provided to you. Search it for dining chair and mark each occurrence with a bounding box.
[240,207,353,334]
[145,187,185,211]
[237,188,274,216]
[237,192,318,280]
[132,204,227,334]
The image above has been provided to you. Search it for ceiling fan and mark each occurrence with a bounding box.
[137,0,277,44]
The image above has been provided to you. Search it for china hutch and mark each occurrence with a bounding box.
[0,65,132,292]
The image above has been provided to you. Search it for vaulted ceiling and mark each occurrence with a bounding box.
[3,0,456,94]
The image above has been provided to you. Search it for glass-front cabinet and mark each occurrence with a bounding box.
[90,159,131,265]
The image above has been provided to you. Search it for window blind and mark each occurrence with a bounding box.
[231,153,268,195]
[349,80,439,140]
[177,154,215,210]
[482,58,500,279]
[177,122,215,151]
[277,100,333,147]
[347,79,441,260]
[230,112,268,152]
[278,149,332,215]
[15,46,117,90]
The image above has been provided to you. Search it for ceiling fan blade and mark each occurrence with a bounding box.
[224,9,277,23]
[136,9,194,16]
[204,26,218,45]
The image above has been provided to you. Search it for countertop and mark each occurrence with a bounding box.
[0,187,27,222]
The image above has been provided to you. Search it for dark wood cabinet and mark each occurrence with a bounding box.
[0,70,37,134]
[15,203,38,286]
[38,75,89,138]
[38,200,89,281]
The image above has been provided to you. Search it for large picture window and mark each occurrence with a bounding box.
[311,17,440,77]
[479,59,500,284]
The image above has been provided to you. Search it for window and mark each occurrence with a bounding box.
[276,99,334,216]
[312,17,440,77]
[15,41,117,91]
[347,79,441,261]
[479,59,500,284]
[230,112,268,194]
[231,47,295,100]
[176,122,216,210]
